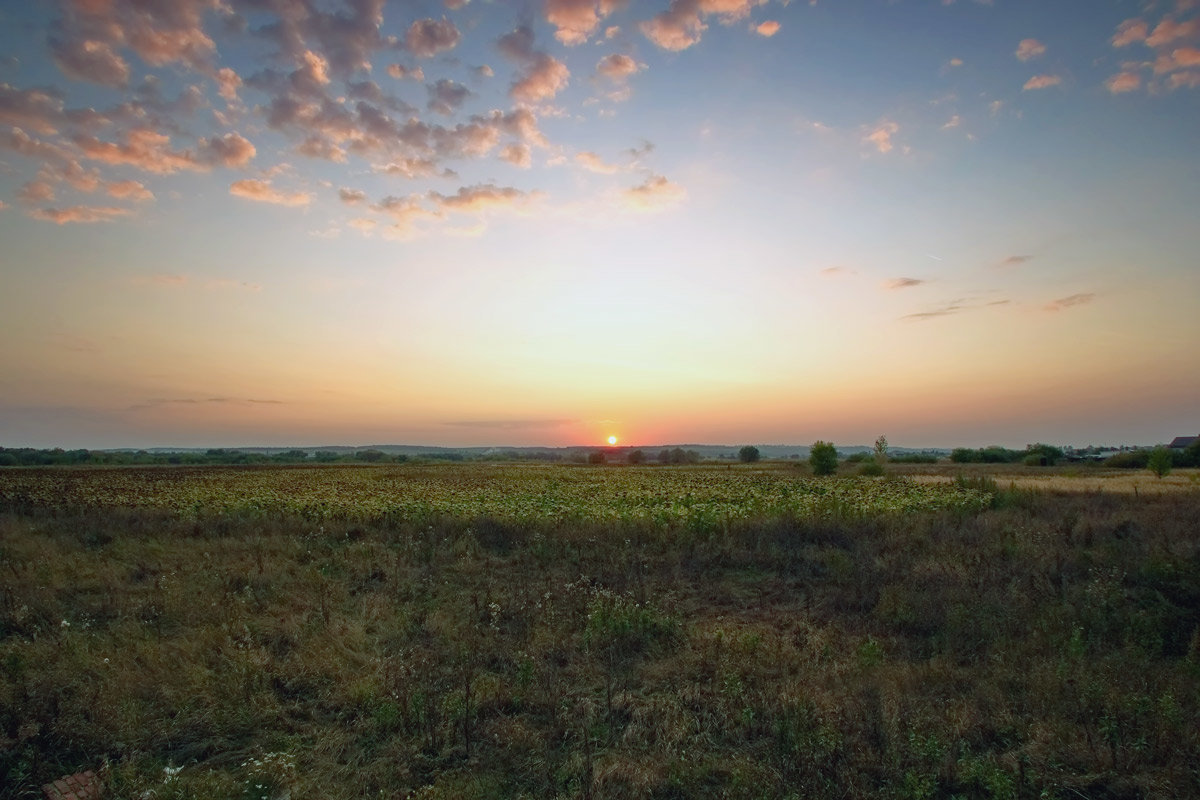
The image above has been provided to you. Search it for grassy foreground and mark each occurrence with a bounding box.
[1,465,1198,799]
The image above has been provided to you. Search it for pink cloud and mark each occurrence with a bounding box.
[1105,71,1142,93]
[31,205,133,224]
[1112,18,1149,47]
[500,143,532,168]
[1167,70,1200,88]
[511,54,570,104]
[596,53,643,81]
[215,67,242,102]
[1154,46,1200,73]
[1015,38,1046,61]
[0,84,64,135]
[386,64,425,81]
[576,151,620,173]
[430,184,536,213]
[106,179,154,201]
[73,128,255,173]
[338,188,367,204]
[1023,74,1062,90]
[1045,293,1095,312]
[545,0,620,46]
[229,179,312,207]
[406,18,461,58]
[883,277,926,290]
[50,38,130,87]
[863,120,899,153]
[1146,17,1200,48]
[623,174,686,211]
[754,20,781,37]
[19,180,56,204]
[640,0,765,51]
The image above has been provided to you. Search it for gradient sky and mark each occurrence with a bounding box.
[1,0,1198,450]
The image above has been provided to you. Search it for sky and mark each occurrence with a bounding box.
[0,0,1198,450]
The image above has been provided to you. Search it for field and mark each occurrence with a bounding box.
[1,462,1199,799]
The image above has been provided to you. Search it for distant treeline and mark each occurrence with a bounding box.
[0,446,706,467]
[0,447,445,467]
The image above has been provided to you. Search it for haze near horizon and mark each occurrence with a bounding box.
[1,0,1198,451]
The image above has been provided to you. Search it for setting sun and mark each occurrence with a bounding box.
[607,436,618,446]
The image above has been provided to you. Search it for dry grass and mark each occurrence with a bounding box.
[1,466,1198,799]
[898,463,1200,494]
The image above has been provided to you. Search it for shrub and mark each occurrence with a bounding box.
[588,450,607,465]
[1148,447,1173,478]
[627,449,646,465]
[890,453,939,464]
[858,458,884,477]
[1105,451,1150,469]
[738,445,761,463]
[810,441,838,476]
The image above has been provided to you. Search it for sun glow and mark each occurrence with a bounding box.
[607,435,618,445]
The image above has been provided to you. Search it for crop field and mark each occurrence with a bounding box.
[1,464,1199,799]
[0,463,992,524]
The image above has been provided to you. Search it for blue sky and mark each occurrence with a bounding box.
[0,0,1198,449]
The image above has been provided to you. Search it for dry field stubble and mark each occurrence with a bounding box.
[0,463,1198,799]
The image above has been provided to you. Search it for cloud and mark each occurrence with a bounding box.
[596,53,643,81]
[942,115,962,129]
[430,183,537,213]
[50,0,217,75]
[1146,17,1200,48]
[1167,70,1200,88]
[338,187,367,204]
[427,79,471,115]
[31,205,133,224]
[576,150,620,173]
[1015,38,1046,61]
[998,254,1032,267]
[0,83,64,134]
[374,194,437,233]
[406,18,461,58]
[754,20,781,37]
[1154,46,1200,73]
[386,63,425,81]
[444,418,578,429]
[1045,293,1095,312]
[640,0,765,51]
[901,304,964,321]
[50,37,130,88]
[19,180,56,204]
[623,174,686,211]
[106,179,154,201]
[215,67,242,102]
[500,142,532,167]
[73,127,255,173]
[1113,18,1149,47]
[545,0,620,45]
[1023,74,1062,90]
[511,54,570,103]
[948,57,964,67]
[820,266,854,277]
[883,277,925,290]
[1105,71,1142,93]
[863,120,899,153]
[229,179,313,207]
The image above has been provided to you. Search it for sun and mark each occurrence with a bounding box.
[607,435,618,445]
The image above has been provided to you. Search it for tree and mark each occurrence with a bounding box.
[738,445,760,463]
[810,441,838,476]
[588,450,607,464]
[873,435,888,464]
[1148,446,1173,479]
[627,449,646,464]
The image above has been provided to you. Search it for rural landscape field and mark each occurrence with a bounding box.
[3,459,1199,799]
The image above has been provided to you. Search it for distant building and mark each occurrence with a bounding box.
[1168,435,1198,449]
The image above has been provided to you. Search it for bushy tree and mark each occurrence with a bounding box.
[627,449,646,464]
[588,450,607,464]
[1148,446,1173,478]
[874,435,888,464]
[738,445,760,463]
[810,441,838,476]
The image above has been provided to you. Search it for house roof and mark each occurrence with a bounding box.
[1168,435,1198,448]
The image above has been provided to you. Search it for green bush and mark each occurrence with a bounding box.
[858,458,885,477]
[1148,447,1173,478]
[738,445,761,463]
[810,441,838,476]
